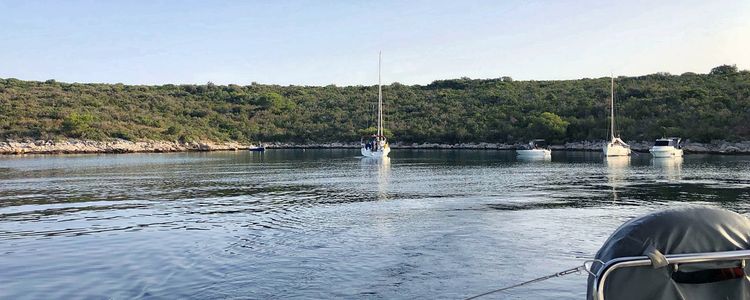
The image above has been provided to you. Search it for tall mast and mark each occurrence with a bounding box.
[610,76,615,140]
[378,51,382,138]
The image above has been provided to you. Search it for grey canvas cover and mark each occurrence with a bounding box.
[587,206,750,300]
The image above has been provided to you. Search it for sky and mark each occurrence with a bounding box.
[0,0,748,86]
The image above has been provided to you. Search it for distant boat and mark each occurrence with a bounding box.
[650,137,683,157]
[603,77,631,157]
[248,145,265,152]
[360,51,390,158]
[516,139,551,158]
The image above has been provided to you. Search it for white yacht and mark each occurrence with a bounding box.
[360,52,390,158]
[603,77,631,156]
[516,139,551,159]
[649,137,683,158]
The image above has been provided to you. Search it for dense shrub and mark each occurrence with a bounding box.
[0,66,748,143]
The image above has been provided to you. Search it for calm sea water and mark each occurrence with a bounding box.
[1,150,749,299]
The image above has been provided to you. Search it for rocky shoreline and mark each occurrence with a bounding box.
[265,140,750,154]
[556,140,750,154]
[0,139,249,155]
[2,139,750,155]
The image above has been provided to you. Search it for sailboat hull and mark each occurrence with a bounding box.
[361,147,390,158]
[603,143,631,156]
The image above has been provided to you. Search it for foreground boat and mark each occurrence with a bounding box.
[603,77,631,156]
[650,137,683,158]
[587,207,750,300]
[516,139,551,159]
[360,52,390,159]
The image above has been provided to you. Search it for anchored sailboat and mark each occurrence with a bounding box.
[360,52,390,158]
[603,77,631,156]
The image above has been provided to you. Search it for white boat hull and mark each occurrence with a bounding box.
[650,146,683,158]
[603,143,631,156]
[516,149,551,158]
[361,147,390,158]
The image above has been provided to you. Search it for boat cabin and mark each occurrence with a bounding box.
[362,134,387,152]
[525,139,549,150]
[654,137,681,148]
[609,137,629,147]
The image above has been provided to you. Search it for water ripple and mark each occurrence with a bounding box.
[1,150,749,299]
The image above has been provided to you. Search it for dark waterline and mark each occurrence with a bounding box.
[1,150,749,299]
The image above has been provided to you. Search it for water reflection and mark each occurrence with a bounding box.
[605,156,630,203]
[2,150,749,299]
[605,156,630,169]
[360,157,391,200]
[652,157,683,181]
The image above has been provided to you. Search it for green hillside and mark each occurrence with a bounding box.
[1,65,748,144]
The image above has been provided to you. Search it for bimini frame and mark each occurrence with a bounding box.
[593,249,750,300]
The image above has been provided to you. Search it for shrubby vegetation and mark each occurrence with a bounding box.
[0,65,748,143]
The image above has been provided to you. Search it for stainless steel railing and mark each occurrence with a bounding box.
[593,249,750,300]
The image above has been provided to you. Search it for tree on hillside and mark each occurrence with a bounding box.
[1,65,748,144]
[527,112,569,142]
[62,112,98,139]
[256,92,295,111]
[358,127,394,139]
[710,64,738,76]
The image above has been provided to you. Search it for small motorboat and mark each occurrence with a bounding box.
[649,137,683,158]
[247,146,265,152]
[516,139,551,159]
[587,207,750,300]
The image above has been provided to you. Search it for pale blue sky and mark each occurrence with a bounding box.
[1,0,748,86]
